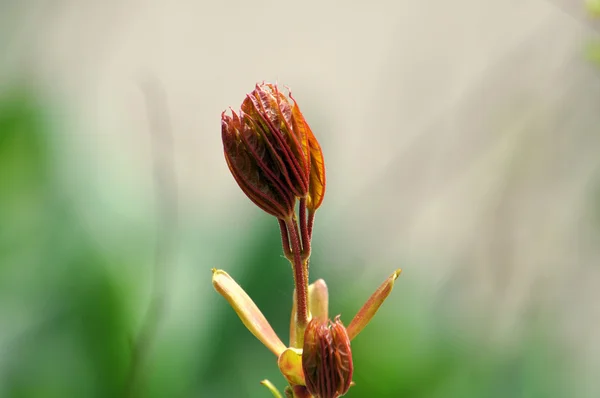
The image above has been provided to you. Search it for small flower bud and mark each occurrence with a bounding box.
[222,83,326,219]
[222,108,296,219]
[302,316,353,398]
[221,83,325,219]
[241,84,309,198]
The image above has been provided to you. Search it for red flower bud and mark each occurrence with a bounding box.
[222,107,296,219]
[222,83,326,219]
[302,316,353,398]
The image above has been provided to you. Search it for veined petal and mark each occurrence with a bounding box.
[306,129,326,211]
[347,269,402,341]
[290,94,325,211]
[212,269,286,356]
[222,112,294,219]
[242,84,308,197]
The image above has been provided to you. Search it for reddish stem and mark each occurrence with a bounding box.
[307,209,316,241]
[286,217,309,329]
[299,198,310,262]
[278,219,293,261]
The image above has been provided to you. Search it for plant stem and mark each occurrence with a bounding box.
[307,209,316,241]
[286,217,309,330]
[299,198,310,262]
[279,218,293,261]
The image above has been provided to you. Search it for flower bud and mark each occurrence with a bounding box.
[222,83,326,218]
[222,108,296,219]
[302,316,353,398]
[241,83,309,198]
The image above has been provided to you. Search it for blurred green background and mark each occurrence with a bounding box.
[1,1,600,398]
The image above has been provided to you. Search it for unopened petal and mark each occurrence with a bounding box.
[212,269,286,356]
[302,317,353,398]
[347,269,402,341]
[221,112,294,219]
[309,279,329,322]
[290,94,325,211]
[289,279,327,349]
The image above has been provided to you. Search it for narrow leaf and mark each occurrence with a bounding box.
[347,269,402,341]
[212,269,286,356]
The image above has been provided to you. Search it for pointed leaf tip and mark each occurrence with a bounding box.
[346,269,401,341]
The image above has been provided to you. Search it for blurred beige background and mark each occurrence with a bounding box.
[2,0,599,395]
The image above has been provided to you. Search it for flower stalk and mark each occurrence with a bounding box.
[215,82,401,397]
[286,216,309,330]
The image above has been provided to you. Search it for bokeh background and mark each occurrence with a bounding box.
[1,1,600,397]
